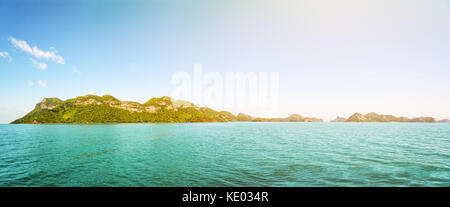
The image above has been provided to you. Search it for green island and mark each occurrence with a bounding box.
[11,95,448,124]
[11,95,323,124]
[333,112,444,123]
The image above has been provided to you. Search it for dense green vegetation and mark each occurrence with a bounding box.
[12,95,324,124]
[12,95,218,124]
[12,95,438,124]
[199,107,237,122]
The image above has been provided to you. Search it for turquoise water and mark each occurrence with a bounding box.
[0,122,449,187]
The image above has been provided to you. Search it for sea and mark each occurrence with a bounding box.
[0,122,449,186]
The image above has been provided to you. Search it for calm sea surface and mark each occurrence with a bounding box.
[0,123,449,186]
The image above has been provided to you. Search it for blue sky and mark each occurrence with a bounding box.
[1,0,450,123]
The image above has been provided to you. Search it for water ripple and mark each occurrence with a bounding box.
[0,123,449,186]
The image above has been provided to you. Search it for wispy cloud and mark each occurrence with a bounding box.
[28,80,48,87]
[0,52,11,61]
[37,80,47,87]
[9,37,65,64]
[31,59,47,70]
[73,66,79,74]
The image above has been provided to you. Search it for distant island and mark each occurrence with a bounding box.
[11,95,448,124]
[331,116,347,122]
[11,95,323,124]
[332,112,447,123]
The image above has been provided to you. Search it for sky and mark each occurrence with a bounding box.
[0,0,450,123]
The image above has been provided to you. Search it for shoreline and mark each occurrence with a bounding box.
[7,121,446,125]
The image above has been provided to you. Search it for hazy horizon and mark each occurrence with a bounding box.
[1,0,450,123]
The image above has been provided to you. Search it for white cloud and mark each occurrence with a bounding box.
[9,37,65,64]
[0,52,11,61]
[31,59,47,70]
[37,80,47,87]
[73,66,79,73]
[27,80,34,86]
[0,51,8,57]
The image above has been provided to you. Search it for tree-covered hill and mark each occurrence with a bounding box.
[14,95,437,124]
[11,95,323,124]
[12,95,217,124]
